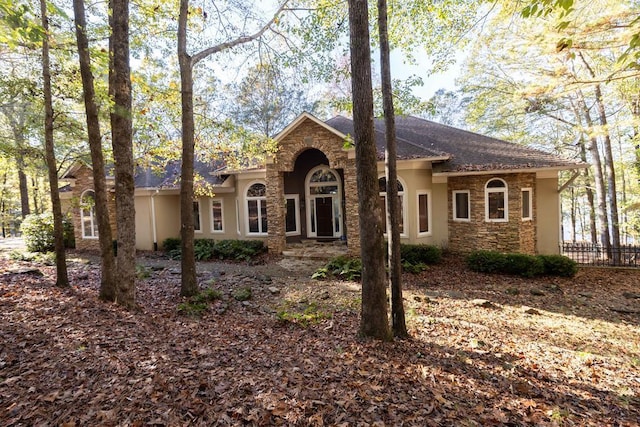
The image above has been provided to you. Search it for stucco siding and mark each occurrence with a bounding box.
[536,176,560,255]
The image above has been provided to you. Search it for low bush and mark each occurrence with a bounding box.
[312,256,362,281]
[400,244,442,265]
[276,301,332,327]
[466,250,507,274]
[503,253,545,278]
[538,254,578,277]
[233,287,252,301]
[21,212,74,253]
[177,287,223,317]
[162,238,266,262]
[214,239,265,261]
[194,239,216,261]
[467,250,579,278]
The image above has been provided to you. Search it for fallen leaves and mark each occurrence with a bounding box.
[0,253,639,426]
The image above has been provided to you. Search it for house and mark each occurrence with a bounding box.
[60,112,586,256]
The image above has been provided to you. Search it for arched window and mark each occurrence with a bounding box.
[246,182,267,235]
[379,177,405,235]
[80,190,98,238]
[485,178,508,222]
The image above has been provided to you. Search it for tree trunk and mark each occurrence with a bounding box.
[40,0,69,288]
[178,0,198,297]
[577,134,598,243]
[0,172,6,237]
[348,0,390,341]
[593,84,621,260]
[31,177,40,214]
[15,145,30,219]
[576,90,610,250]
[73,0,117,301]
[109,0,136,308]
[377,0,407,339]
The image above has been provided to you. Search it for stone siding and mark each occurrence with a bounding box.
[70,165,117,251]
[448,173,536,254]
[267,118,360,255]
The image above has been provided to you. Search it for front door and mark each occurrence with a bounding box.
[315,197,334,237]
[306,166,343,238]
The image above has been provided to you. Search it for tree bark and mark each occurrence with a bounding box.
[178,0,198,297]
[73,0,117,301]
[593,83,621,259]
[40,0,69,288]
[576,90,610,250]
[348,0,391,341]
[109,0,136,308]
[176,0,289,297]
[377,0,407,339]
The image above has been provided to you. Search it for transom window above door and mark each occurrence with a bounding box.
[309,169,339,195]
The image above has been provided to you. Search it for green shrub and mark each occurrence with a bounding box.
[538,254,578,277]
[21,212,74,253]
[503,253,545,278]
[313,256,362,281]
[466,250,507,273]
[400,244,442,265]
[177,287,223,317]
[276,301,332,327]
[402,260,428,274]
[9,249,55,265]
[194,239,216,261]
[233,286,252,301]
[163,237,181,252]
[214,239,265,261]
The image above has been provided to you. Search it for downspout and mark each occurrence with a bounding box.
[151,189,159,251]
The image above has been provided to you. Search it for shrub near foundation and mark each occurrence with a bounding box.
[466,250,578,278]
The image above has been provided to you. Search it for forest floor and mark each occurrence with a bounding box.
[0,249,639,426]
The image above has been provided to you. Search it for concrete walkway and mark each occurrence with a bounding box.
[0,237,25,252]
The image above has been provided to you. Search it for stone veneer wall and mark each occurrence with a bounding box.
[266,119,360,256]
[448,173,536,254]
[70,165,117,251]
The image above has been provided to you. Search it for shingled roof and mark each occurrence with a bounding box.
[133,159,228,189]
[326,115,583,173]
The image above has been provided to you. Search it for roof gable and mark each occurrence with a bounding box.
[274,112,347,143]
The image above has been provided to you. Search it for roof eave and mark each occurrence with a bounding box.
[432,164,589,177]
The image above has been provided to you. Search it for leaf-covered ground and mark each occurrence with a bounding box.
[1,252,639,426]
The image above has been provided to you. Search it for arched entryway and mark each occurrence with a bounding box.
[305,166,343,238]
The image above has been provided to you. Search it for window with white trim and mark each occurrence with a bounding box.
[453,190,470,221]
[285,194,300,236]
[80,190,98,238]
[485,178,508,222]
[193,200,202,232]
[378,177,405,235]
[210,199,224,232]
[417,190,431,235]
[522,188,532,221]
[246,182,267,235]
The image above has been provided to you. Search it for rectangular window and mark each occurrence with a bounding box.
[285,195,300,235]
[417,191,430,235]
[248,199,259,233]
[211,199,224,232]
[193,200,201,232]
[453,190,470,221]
[522,188,532,220]
[487,192,505,220]
[379,195,404,234]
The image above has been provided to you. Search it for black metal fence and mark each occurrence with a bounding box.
[561,242,640,267]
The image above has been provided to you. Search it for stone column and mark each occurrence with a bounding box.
[343,158,361,256]
[265,166,286,254]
